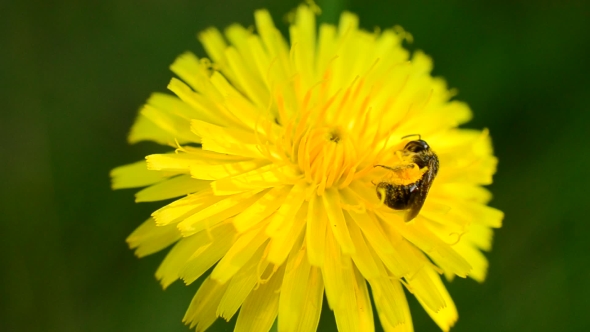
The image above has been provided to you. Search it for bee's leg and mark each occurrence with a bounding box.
[374,164,415,172]
[374,165,396,171]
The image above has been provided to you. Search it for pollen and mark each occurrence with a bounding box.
[381,163,427,186]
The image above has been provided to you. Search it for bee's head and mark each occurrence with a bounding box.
[404,139,429,153]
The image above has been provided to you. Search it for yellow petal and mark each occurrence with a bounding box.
[167,77,239,127]
[152,188,217,226]
[224,24,258,74]
[374,28,408,65]
[338,11,359,38]
[413,266,458,332]
[212,164,301,195]
[289,5,317,90]
[436,129,498,185]
[454,241,488,283]
[316,23,337,79]
[156,222,234,288]
[183,277,228,332]
[110,160,170,189]
[217,244,270,321]
[210,225,269,284]
[322,229,347,310]
[424,198,503,231]
[356,210,425,279]
[245,34,273,92]
[376,280,414,332]
[357,213,427,278]
[278,243,323,332]
[267,205,306,265]
[126,217,181,257]
[233,186,289,233]
[464,222,494,251]
[361,238,411,330]
[135,175,209,202]
[405,264,446,313]
[190,159,270,181]
[177,190,266,237]
[322,230,374,332]
[147,92,203,122]
[223,45,269,109]
[467,202,504,228]
[148,148,249,175]
[430,182,492,204]
[151,191,218,226]
[169,52,214,96]
[266,180,307,236]
[209,70,271,130]
[180,222,237,285]
[128,92,203,144]
[198,27,229,71]
[295,267,324,332]
[155,235,202,289]
[140,104,198,143]
[145,153,199,173]
[306,193,328,267]
[128,112,173,145]
[254,9,290,78]
[347,209,394,254]
[234,264,285,332]
[322,188,355,254]
[370,277,407,330]
[336,267,374,332]
[419,200,469,244]
[191,119,266,158]
[439,156,498,186]
[347,217,381,280]
[378,210,472,277]
[323,230,374,332]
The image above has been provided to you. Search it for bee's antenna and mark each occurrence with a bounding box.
[401,134,421,140]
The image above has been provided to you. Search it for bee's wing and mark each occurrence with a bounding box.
[404,157,438,222]
[404,186,427,222]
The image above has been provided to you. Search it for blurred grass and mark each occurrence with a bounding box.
[1,0,589,331]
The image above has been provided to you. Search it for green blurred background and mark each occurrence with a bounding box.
[2,0,589,331]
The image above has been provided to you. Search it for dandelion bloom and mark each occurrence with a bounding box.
[112,5,503,332]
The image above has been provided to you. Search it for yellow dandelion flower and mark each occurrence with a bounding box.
[112,4,503,332]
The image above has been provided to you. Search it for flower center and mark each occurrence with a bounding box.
[295,125,357,193]
[328,128,341,143]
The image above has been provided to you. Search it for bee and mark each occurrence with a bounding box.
[375,135,439,222]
